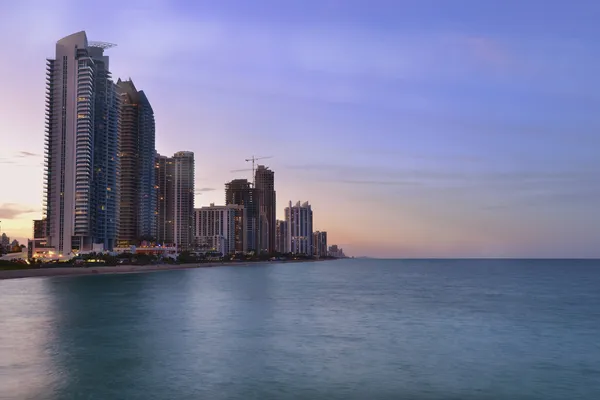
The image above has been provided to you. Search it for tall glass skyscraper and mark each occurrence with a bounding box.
[116,79,156,246]
[44,31,120,253]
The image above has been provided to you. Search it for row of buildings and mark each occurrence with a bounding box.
[36,31,342,258]
[194,198,329,257]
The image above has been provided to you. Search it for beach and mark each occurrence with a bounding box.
[0,260,316,280]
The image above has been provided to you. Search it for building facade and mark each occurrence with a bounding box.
[285,201,313,255]
[194,204,244,255]
[313,231,328,258]
[275,220,288,253]
[116,79,156,246]
[225,179,259,253]
[254,165,276,253]
[44,31,120,253]
[155,154,174,245]
[29,219,53,259]
[172,151,195,250]
[33,219,47,240]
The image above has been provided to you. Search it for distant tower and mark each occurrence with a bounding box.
[312,231,327,258]
[285,201,314,255]
[254,165,276,253]
[44,31,120,253]
[276,220,289,253]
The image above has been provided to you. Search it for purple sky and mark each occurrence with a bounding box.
[0,0,599,257]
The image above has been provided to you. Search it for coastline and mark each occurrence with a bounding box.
[0,259,322,281]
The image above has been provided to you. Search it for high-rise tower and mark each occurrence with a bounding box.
[254,165,276,254]
[116,79,156,246]
[155,154,174,245]
[172,151,195,250]
[285,201,314,255]
[225,179,259,253]
[44,31,120,253]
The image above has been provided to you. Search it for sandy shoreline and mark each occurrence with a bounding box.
[0,260,317,280]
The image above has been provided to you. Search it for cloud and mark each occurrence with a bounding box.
[17,151,41,158]
[462,36,511,70]
[195,188,216,193]
[340,179,422,187]
[0,204,38,219]
[285,163,599,205]
[482,187,600,211]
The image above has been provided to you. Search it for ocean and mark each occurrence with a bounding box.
[1,259,599,399]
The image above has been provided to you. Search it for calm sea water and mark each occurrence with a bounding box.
[1,259,599,400]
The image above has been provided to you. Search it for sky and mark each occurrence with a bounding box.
[0,0,599,258]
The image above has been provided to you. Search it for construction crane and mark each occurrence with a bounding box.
[229,156,272,187]
[245,155,272,177]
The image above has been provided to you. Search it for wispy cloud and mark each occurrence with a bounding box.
[0,204,38,219]
[17,151,41,158]
[195,188,216,195]
[340,179,422,187]
[285,163,599,202]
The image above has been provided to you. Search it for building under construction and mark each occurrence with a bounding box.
[225,179,259,253]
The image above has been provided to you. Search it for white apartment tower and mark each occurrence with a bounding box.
[285,201,314,256]
[44,31,120,254]
[194,204,245,255]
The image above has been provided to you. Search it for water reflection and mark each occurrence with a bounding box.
[0,278,59,399]
[1,260,600,399]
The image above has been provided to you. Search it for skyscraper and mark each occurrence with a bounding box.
[313,231,328,258]
[155,154,174,245]
[276,220,289,253]
[44,31,120,253]
[116,79,156,246]
[173,151,195,250]
[254,165,276,254]
[285,201,314,255]
[225,179,259,253]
